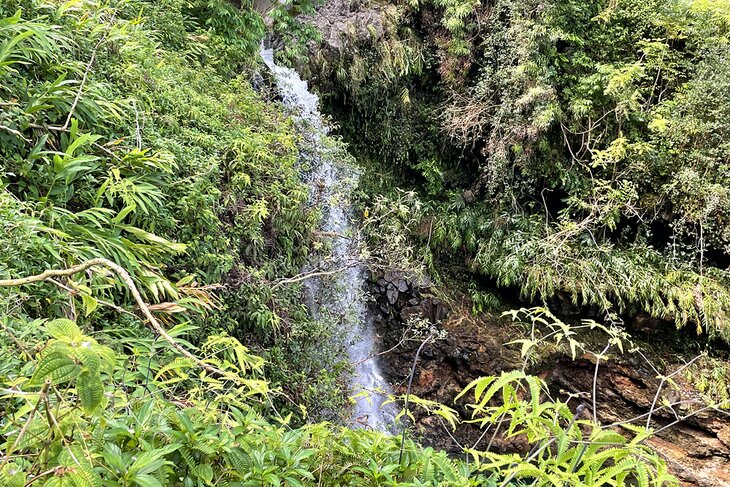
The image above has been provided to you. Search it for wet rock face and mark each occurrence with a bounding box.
[370,270,449,326]
[368,270,523,450]
[368,271,730,485]
[549,359,730,487]
[305,0,388,54]
[292,0,399,87]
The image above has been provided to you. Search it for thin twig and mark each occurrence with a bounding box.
[62,16,115,130]
[646,354,705,430]
[652,399,730,436]
[592,343,611,422]
[24,467,61,486]
[313,231,350,240]
[605,399,702,429]
[352,330,408,366]
[0,380,50,470]
[485,413,504,452]
[398,333,434,468]
[272,261,359,289]
[0,124,30,142]
[437,416,464,451]
[47,277,135,317]
[29,122,126,163]
[132,100,142,150]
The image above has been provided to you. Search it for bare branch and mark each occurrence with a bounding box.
[132,99,142,150]
[62,15,115,130]
[398,333,435,467]
[592,343,611,422]
[652,399,730,436]
[313,231,350,239]
[645,354,705,430]
[271,261,359,289]
[47,277,135,317]
[0,258,231,380]
[0,124,30,142]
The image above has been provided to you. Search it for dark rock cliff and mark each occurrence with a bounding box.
[368,269,730,486]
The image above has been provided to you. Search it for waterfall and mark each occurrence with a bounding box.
[260,47,397,432]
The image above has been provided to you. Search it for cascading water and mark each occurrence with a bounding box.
[260,47,397,432]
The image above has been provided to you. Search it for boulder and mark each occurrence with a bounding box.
[386,283,399,305]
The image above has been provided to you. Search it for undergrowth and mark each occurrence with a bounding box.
[0,0,708,485]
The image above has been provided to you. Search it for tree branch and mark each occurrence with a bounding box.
[646,354,705,430]
[398,332,435,467]
[0,258,230,379]
[271,261,359,289]
[0,124,30,142]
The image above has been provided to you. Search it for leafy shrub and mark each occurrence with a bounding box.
[0,2,698,486]
[0,312,678,486]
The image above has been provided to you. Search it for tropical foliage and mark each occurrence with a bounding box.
[0,312,677,486]
[316,0,730,340]
[0,0,716,485]
[0,0,335,416]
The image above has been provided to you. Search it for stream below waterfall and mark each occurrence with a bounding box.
[260,47,397,433]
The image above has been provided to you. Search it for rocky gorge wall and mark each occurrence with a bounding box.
[368,270,730,487]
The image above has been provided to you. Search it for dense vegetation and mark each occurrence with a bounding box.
[0,0,344,417]
[313,0,730,340]
[0,0,723,485]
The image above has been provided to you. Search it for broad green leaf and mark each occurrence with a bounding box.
[46,319,83,340]
[77,370,103,414]
[132,474,163,487]
[73,346,101,374]
[80,294,98,317]
[30,350,80,385]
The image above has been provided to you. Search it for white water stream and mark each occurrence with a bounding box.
[261,48,397,432]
